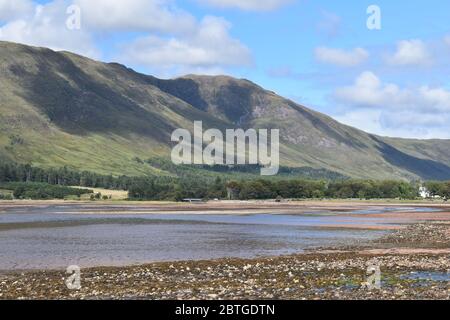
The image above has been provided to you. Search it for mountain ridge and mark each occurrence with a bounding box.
[1,40,450,180]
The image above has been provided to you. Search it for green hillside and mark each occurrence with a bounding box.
[1,41,450,180]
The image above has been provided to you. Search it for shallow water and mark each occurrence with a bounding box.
[401,271,450,282]
[0,205,434,270]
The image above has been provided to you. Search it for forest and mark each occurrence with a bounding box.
[1,162,449,201]
[0,182,92,200]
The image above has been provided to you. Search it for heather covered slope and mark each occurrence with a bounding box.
[1,41,450,180]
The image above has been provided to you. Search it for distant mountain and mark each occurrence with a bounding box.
[1,41,450,180]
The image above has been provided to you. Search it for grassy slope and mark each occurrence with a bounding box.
[1,41,450,180]
[161,75,450,180]
[0,42,227,176]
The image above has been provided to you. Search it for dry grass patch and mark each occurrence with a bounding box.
[71,187,128,200]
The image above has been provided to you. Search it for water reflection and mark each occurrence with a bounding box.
[0,205,431,270]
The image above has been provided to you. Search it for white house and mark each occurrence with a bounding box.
[419,186,430,199]
[419,186,441,199]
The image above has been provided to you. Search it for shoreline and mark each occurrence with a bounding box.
[2,200,449,231]
[0,202,449,300]
[1,199,450,214]
[1,198,450,206]
[0,223,448,299]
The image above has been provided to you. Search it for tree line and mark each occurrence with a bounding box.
[225,179,420,200]
[0,182,92,200]
[0,163,133,189]
[129,178,421,201]
[0,162,442,201]
[128,176,227,201]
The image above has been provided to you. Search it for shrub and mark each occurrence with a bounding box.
[0,182,93,200]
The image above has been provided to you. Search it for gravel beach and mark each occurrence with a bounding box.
[0,221,448,300]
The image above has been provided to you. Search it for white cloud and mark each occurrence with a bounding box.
[335,71,399,107]
[120,16,252,74]
[198,0,291,11]
[0,0,99,58]
[315,47,369,67]
[387,39,432,66]
[0,0,33,20]
[335,71,450,112]
[333,71,450,138]
[74,0,196,34]
[335,109,450,139]
[0,0,251,76]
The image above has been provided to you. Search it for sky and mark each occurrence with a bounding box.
[1,0,450,139]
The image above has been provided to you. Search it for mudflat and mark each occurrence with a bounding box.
[0,201,448,300]
[1,199,450,216]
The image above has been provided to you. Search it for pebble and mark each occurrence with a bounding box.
[0,223,448,300]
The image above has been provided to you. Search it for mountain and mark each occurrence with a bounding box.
[1,41,450,180]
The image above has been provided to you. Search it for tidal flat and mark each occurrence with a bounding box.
[0,201,448,300]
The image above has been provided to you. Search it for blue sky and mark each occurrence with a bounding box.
[1,0,450,139]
